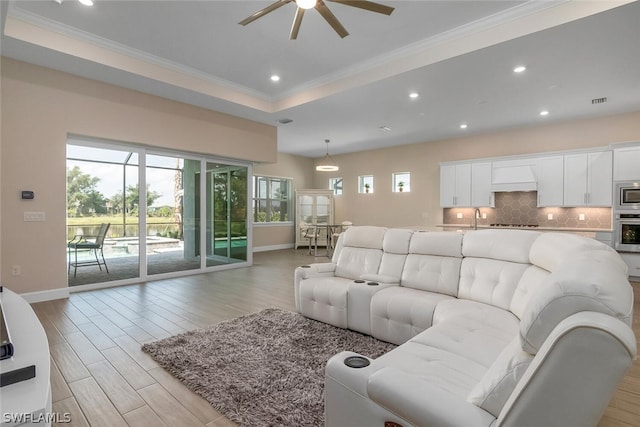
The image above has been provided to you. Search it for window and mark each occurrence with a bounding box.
[253,176,292,223]
[329,177,343,195]
[359,175,374,193]
[393,172,411,193]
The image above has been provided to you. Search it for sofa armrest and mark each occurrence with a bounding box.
[367,368,496,427]
[360,273,400,285]
[296,262,336,279]
[294,263,338,310]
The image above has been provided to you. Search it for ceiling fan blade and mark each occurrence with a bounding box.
[239,0,293,26]
[316,1,349,38]
[328,0,394,15]
[290,7,305,40]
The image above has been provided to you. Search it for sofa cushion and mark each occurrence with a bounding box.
[372,340,487,398]
[519,251,635,353]
[335,247,383,280]
[467,336,534,417]
[431,299,520,368]
[409,231,463,257]
[341,225,387,249]
[510,265,551,320]
[458,257,530,311]
[383,228,414,254]
[370,288,453,345]
[401,254,462,296]
[462,229,539,263]
[298,276,352,328]
[529,231,627,273]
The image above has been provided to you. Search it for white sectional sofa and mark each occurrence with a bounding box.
[294,226,637,427]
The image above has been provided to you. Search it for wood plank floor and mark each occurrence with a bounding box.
[30,249,640,427]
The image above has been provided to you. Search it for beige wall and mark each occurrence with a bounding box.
[3,57,640,296]
[1,58,277,294]
[314,111,640,228]
[253,153,315,249]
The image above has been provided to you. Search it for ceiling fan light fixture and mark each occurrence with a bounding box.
[316,139,339,172]
[296,0,317,10]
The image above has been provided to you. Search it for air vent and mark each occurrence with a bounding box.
[591,97,608,104]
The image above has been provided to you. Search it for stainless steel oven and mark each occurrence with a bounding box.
[615,181,640,210]
[614,212,640,252]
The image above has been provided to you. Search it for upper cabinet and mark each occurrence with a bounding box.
[471,162,494,207]
[537,156,564,207]
[440,162,493,208]
[440,148,614,209]
[613,144,640,181]
[440,163,471,207]
[563,150,612,206]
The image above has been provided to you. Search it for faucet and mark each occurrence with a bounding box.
[473,208,481,230]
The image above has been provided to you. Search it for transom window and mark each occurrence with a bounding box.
[393,172,411,192]
[359,175,374,194]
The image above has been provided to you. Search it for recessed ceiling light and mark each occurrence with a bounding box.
[540,110,549,116]
[276,118,293,125]
[379,126,392,132]
[409,92,419,99]
[270,75,280,82]
[78,0,94,6]
[514,65,526,73]
[460,124,468,129]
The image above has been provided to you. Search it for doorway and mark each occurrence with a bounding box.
[66,139,251,288]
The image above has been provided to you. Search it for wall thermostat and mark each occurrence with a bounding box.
[21,191,34,200]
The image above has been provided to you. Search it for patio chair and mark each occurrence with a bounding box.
[68,223,111,278]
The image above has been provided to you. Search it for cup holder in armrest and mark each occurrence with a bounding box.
[367,282,379,286]
[344,356,370,368]
[300,265,311,268]
[354,279,365,283]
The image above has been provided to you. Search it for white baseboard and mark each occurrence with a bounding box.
[20,287,70,303]
[253,243,294,252]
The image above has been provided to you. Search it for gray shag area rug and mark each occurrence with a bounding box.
[141,308,396,427]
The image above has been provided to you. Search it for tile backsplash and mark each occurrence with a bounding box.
[443,191,612,229]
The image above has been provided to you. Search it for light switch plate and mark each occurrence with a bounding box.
[578,213,585,221]
[456,213,463,219]
[24,211,46,222]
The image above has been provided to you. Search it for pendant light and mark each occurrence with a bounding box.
[316,139,339,172]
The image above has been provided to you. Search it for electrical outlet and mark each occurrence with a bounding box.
[456,213,463,219]
[482,213,487,219]
[579,213,585,221]
[11,265,21,276]
[547,213,553,220]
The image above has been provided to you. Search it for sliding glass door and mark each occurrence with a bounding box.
[145,155,202,276]
[206,163,248,266]
[67,139,251,288]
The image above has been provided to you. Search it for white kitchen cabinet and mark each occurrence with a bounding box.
[613,144,640,181]
[295,189,334,250]
[563,150,612,206]
[619,252,640,278]
[471,162,494,207]
[537,156,564,207]
[440,163,471,207]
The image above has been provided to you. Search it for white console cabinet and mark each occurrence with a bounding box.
[295,189,334,250]
[0,288,51,427]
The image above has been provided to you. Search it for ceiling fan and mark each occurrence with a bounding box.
[239,0,395,40]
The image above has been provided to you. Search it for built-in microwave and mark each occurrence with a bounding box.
[615,181,640,210]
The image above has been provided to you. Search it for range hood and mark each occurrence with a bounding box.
[491,163,538,192]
